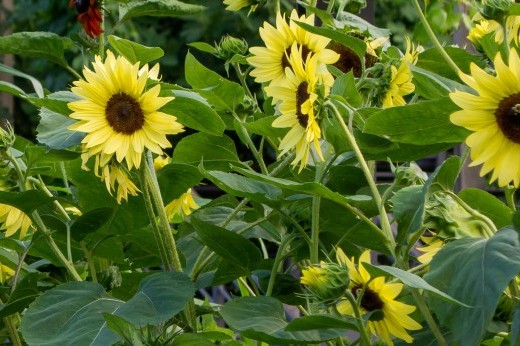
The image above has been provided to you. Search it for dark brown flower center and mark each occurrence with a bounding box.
[296,81,310,128]
[495,93,520,143]
[328,41,362,77]
[351,284,384,312]
[105,92,145,135]
[281,44,311,70]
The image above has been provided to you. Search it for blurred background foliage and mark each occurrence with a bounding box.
[0,0,471,139]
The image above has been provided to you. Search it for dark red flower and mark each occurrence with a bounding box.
[69,0,103,38]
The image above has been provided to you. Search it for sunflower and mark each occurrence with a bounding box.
[468,17,520,48]
[0,204,33,238]
[0,262,14,284]
[336,250,422,345]
[416,235,444,264]
[265,44,323,171]
[69,0,103,38]
[68,51,184,171]
[165,188,199,220]
[247,9,338,89]
[382,38,419,108]
[449,48,520,187]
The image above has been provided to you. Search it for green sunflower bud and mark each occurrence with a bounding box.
[424,193,495,239]
[392,162,428,186]
[301,262,349,304]
[0,122,15,152]
[337,0,367,14]
[480,0,512,21]
[216,35,248,60]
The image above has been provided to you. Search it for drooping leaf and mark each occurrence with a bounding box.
[363,98,470,145]
[0,62,44,98]
[0,32,69,66]
[119,0,205,22]
[458,188,513,229]
[0,190,53,215]
[70,207,114,242]
[36,108,84,149]
[424,228,520,345]
[107,35,164,65]
[220,296,346,344]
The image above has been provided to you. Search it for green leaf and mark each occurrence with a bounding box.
[424,228,520,345]
[119,0,205,22]
[161,91,225,135]
[187,42,217,54]
[0,62,44,98]
[335,11,390,38]
[242,115,287,140]
[171,334,216,346]
[0,32,68,66]
[21,272,195,346]
[363,97,470,144]
[184,52,244,111]
[220,296,345,344]
[0,190,52,215]
[27,91,80,116]
[293,21,366,59]
[157,163,203,205]
[416,46,485,81]
[512,305,520,346]
[459,188,513,229]
[70,207,114,242]
[284,315,358,332]
[391,185,425,244]
[102,314,143,346]
[36,108,84,149]
[331,72,362,107]
[192,217,262,271]
[363,264,466,305]
[411,65,470,99]
[107,36,164,65]
[0,81,25,98]
[0,273,42,319]
[171,133,241,171]
[426,155,461,193]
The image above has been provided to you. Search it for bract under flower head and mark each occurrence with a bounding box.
[450,48,520,187]
[336,250,422,345]
[68,51,184,171]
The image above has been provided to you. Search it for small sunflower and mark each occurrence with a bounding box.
[247,9,338,87]
[0,204,33,238]
[265,44,323,171]
[336,250,422,345]
[68,51,184,171]
[450,48,520,187]
[165,188,199,220]
[468,17,520,48]
[0,262,14,284]
[69,0,103,38]
[382,38,418,108]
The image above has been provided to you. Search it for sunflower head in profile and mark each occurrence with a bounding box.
[336,250,422,345]
[247,9,338,88]
[0,204,33,239]
[68,51,184,171]
[165,188,199,220]
[265,44,323,171]
[450,48,520,187]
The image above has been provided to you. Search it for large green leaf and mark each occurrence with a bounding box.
[0,190,52,215]
[458,188,513,229]
[424,228,520,345]
[161,91,225,135]
[157,163,203,205]
[0,273,43,319]
[411,65,470,100]
[0,32,69,66]
[363,97,470,145]
[36,108,84,149]
[416,46,485,81]
[220,296,346,344]
[171,133,241,171]
[391,185,425,244]
[184,52,244,111]
[70,207,114,242]
[192,217,262,272]
[20,272,195,346]
[119,0,205,22]
[107,35,163,65]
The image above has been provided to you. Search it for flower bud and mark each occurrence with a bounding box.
[480,0,512,21]
[392,162,428,186]
[0,122,15,152]
[216,35,248,60]
[301,262,349,304]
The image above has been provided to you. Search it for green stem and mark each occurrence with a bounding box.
[411,289,448,346]
[65,65,82,80]
[81,241,98,283]
[11,247,30,293]
[411,0,460,75]
[32,212,83,281]
[344,290,372,346]
[232,63,254,100]
[98,0,105,59]
[266,235,293,296]
[326,101,395,254]
[273,0,280,13]
[3,312,21,346]
[326,0,336,14]
[505,186,517,211]
[236,122,269,175]
[310,194,321,264]
[501,16,510,61]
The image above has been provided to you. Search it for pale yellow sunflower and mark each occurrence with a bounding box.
[153,155,170,171]
[265,44,323,171]
[0,262,14,284]
[468,17,520,47]
[165,188,199,220]
[416,235,444,264]
[382,38,419,108]
[247,9,338,89]
[450,48,520,187]
[336,250,422,345]
[68,51,184,171]
[0,204,33,238]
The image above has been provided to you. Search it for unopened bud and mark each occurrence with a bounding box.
[480,0,511,21]
[216,35,248,60]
